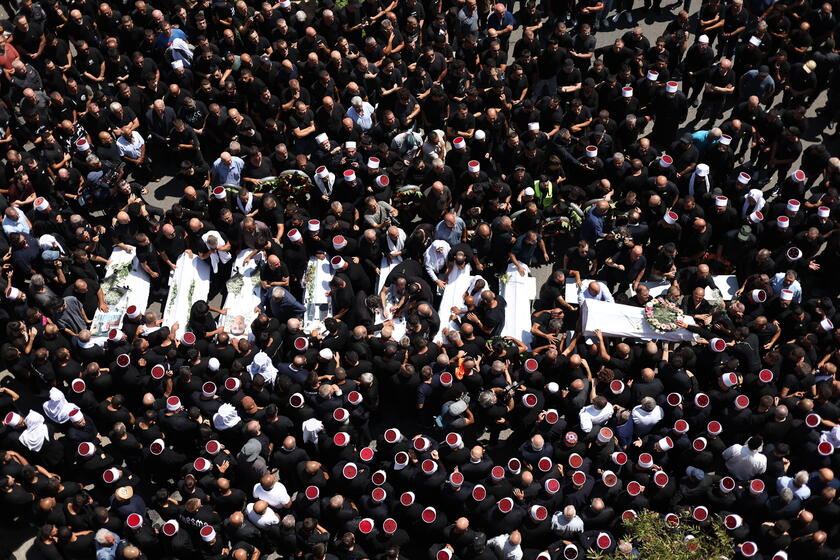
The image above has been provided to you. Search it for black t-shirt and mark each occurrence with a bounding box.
[565,246,597,273]
[242,157,274,181]
[478,296,507,337]
[155,226,188,264]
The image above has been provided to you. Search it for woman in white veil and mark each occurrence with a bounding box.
[19,410,51,453]
[42,387,75,424]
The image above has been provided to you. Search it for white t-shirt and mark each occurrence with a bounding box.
[245,502,280,529]
[487,534,523,560]
[252,481,290,509]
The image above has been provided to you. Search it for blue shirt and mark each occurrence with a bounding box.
[691,130,719,152]
[740,69,775,99]
[580,211,605,244]
[154,28,188,50]
[487,10,515,31]
[434,217,466,245]
[261,289,306,321]
[211,156,245,186]
[95,533,121,560]
[512,235,541,265]
[770,273,802,303]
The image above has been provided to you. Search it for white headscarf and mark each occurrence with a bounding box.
[302,418,324,444]
[688,169,711,197]
[741,188,766,217]
[38,234,66,255]
[315,173,335,196]
[42,387,75,424]
[19,410,50,452]
[248,352,278,385]
[423,240,451,279]
[213,403,242,430]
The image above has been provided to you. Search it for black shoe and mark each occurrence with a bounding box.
[691,98,700,108]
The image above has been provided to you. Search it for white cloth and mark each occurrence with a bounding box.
[820,426,840,449]
[723,443,767,480]
[688,170,711,196]
[386,228,406,257]
[302,418,324,444]
[38,234,66,254]
[237,193,255,214]
[314,174,335,197]
[423,240,451,282]
[89,245,151,338]
[499,262,536,347]
[631,405,664,435]
[581,299,699,343]
[246,503,280,528]
[433,263,474,343]
[248,352,278,385]
[201,231,232,273]
[168,37,194,66]
[253,481,291,509]
[43,387,75,424]
[162,253,211,329]
[741,188,766,217]
[487,534,524,560]
[579,402,615,433]
[213,403,242,430]
[19,410,50,452]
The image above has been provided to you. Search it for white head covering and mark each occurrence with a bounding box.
[213,403,242,430]
[19,410,50,452]
[302,418,325,444]
[42,387,75,424]
[248,351,278,385]
[688,164,711,196]
[38,234,66,254]
[820,425,840,449]
[742,188,766,217]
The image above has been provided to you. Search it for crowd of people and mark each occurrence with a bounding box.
[1,0,840,558]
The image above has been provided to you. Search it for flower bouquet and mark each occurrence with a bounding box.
[393,185,423,211]
[644,297,684,332]
[101,260,134,306]
[253,170,313,204]
[302,260,318,303]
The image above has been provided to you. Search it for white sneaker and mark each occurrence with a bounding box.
[611,12,620,23]
[625,11,633,23]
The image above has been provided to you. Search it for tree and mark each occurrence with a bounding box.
[587,509,735,559]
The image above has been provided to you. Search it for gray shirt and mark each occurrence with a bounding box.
[54,296,87,333]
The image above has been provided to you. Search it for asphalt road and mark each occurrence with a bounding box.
[3,5,837,559]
